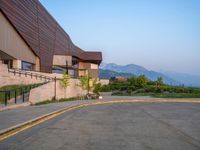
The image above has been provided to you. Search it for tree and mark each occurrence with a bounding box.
[156,76,164,88]
[135,75,147,88]
[93,83,101,95]
[60,72,71,98]
[79,73,97,94]
[128,76,136,86]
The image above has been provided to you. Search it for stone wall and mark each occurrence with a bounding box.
[29,79,87,104]
[99,79,110,85]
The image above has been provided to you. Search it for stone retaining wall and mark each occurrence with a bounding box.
[0,63,44,87]
[29,79,87,104]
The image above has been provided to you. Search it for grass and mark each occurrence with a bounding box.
[152,93,200,98]
[0,83,46,104]
[34,96,93,105]
[112,91,200,98]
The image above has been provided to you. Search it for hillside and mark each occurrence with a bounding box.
[99,69,134,79]
[100,63,179,85]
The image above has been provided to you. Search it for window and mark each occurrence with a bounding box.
[3,60,13,69]
[22,61,33,70]
[52,69,64,74]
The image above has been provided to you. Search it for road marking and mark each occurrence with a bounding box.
[0,99,200,141]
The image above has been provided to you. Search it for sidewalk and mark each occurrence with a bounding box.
[0,99,101,131]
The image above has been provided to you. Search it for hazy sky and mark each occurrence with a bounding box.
[40,0,200,75]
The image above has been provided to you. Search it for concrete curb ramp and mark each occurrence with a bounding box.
[0,99,200,141]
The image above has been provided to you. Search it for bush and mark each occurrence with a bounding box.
[135,89,146,93]
[135,75,147,88]
[93,83,101,94]
[99,85,111,92]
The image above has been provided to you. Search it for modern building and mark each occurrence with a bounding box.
[0,0,102,78]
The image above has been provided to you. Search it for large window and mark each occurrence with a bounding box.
[52,68,64,74]
[22,61,33,71]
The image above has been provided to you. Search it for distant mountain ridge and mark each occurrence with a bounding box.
[99,63,179,85]
[161,71,200,87]
[99,69,134,79]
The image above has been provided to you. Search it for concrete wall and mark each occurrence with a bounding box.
[0,12,36,64]
[53,55,72,66]
[0,63,44,87]
[29,79,87,104]
[99,79,110,85]
[78,62,99,78]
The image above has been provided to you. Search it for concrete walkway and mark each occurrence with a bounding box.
[0,96,200,133]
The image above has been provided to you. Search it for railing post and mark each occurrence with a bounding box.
[22,90,25,102]
[5,92,7,106]
[54,77,56,100]
[15,89,17,104]
[8,91,11,100]
[21,88,23,95]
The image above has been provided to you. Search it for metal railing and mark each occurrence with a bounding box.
[0,83,47,106]
[8,68,55,82]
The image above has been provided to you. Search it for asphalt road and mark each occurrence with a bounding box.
[0,102,200,150]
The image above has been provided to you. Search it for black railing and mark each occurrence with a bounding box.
[0,83,47,106]
[8,68,55,82]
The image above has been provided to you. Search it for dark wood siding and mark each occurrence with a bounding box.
[0,0,102,73]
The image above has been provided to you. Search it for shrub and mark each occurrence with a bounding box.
[135,75,147,88]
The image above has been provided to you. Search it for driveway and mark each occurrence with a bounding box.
[0,102,200,150]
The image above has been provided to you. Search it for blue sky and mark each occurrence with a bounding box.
[40,0,200,75]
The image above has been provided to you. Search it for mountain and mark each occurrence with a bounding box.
[161,71,200,87]
[99,63,179,85]
[99,69,134,79]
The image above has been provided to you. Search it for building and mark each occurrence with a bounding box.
[110,76,128,82]
[0,0,102,78]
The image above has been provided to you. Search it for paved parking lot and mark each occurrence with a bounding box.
[0,102,200,150]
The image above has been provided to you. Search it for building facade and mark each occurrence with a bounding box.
[0,0,102,78]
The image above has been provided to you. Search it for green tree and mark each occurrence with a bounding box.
[155,77,164,93]
[93,83,101,94]
[128,76,136,86]
[135,75,147,88]
[157,77,163,86]
[60,72,71,98]
[79,73,97,94]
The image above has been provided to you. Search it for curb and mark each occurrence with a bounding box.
[0,102,30,112]
[0,102,90,141]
